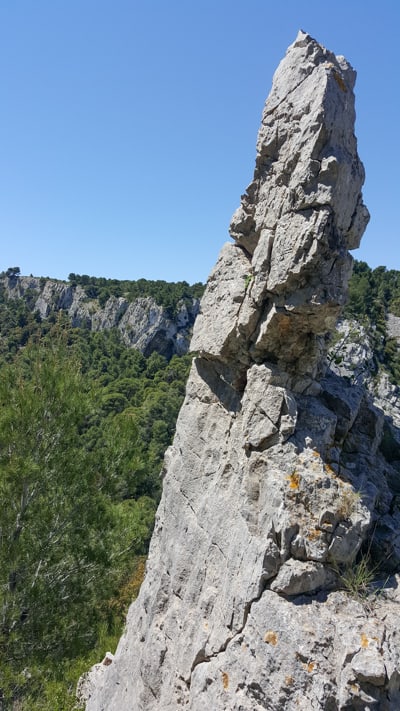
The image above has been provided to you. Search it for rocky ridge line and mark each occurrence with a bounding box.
[84,32,400,710]
[1,274,199,358]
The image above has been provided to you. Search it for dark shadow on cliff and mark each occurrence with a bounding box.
[194,357,243,413]
[290,366,400,578]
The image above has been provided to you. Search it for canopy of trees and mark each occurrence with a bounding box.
[343,261,400,382]
[67,273,204,313]
[0,287,193,709]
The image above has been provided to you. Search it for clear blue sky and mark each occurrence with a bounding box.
[1,0,399,283]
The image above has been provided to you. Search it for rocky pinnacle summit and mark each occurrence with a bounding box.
[84,33,400,710]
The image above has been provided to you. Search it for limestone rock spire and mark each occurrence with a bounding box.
[85,34,400,711]
[192,30,369,388]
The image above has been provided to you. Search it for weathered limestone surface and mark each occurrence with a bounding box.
[84,33,400,710]
[387,313,400,344]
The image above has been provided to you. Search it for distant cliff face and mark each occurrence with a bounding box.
[84,33,400,711]
[1,274,199,358]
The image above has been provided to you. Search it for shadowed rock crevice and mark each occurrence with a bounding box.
[83,31,400,711]
[187,572,270,691]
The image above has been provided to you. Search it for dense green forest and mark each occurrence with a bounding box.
[0,261,400,709]
[0,278,194,710]
[344,261,400,320]
[343,260,400,383]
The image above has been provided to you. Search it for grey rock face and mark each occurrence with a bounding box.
[387,313,400,343]
[1,275,198,358]
[77,653,114,707]
[84,33,400,710]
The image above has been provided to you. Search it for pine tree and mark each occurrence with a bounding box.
[0,342,121,701]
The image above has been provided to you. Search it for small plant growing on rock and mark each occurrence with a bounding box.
[338,554,375,600]
[335,486,362,520]
[334,536,389,609]
[243,273,254,290]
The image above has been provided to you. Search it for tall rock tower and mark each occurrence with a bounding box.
[85,33,400,710]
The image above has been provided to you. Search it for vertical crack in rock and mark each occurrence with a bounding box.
[186,560,276,690]
[84,31,400,711]
[187,571,268,689]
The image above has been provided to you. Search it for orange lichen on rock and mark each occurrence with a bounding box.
[264,630,278,645]
[307,528,322,541]
[361,633,369,648]
[333,70,347,92]
[324,463,336,476]
[287,472,301,490]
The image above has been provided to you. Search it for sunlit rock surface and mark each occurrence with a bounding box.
[2,274,198,358]
[85,32,400,710]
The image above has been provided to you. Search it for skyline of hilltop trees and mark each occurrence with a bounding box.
[66,272,204,312]
[0,262,399,708]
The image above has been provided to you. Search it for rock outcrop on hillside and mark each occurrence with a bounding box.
[84,33,400,710]
[1,274,199,358]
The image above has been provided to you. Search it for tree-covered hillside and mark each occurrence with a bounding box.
[0,277,195,710]
[0,261,400,709]
[343,260,400,383]
[66,273,204,312]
